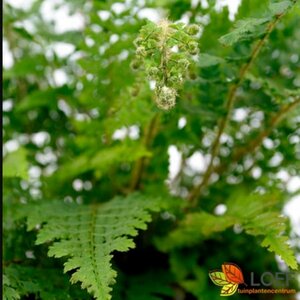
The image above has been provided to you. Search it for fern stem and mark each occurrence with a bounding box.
[160,20,171,86]
[188,11,290,206]
[214,97,300,176]
[129,22,172,191]
[88,205,104,298]
[129,113,160,191]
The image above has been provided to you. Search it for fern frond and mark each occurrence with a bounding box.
[26,194,161,300]
[155,212,235,251]
[219,0,294,46]
[198,53,225,68]
[3,265,85,300]
[219,18,269,46]
[157,192,298,269]
[227,194,298,270]
[3,274,20,300]
[269,1,293,15]
[261,235,297,270]
[55,143,152,182]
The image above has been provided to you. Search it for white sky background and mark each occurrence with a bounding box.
[3,0,300,273]
[3,0,242,68]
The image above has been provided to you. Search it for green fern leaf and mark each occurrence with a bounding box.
[227,192,298,270]
[226,192,277,219]
[55,143,152,182]
[198,53,224,68]
[219,0,294,46]
[158,192,298,269]
[240,213,298,270]
[219,18,269,46]
[261,235,298,270]
[155,212,235,251]
[3,274,20,300]
[269,1,293,15]
[26,194,161,300]
[242,212,286,236]
[3,265,87,300]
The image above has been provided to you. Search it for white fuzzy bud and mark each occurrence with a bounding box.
[155,86,177,110]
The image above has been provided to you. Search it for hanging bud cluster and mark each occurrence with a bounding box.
[132,20,199,110]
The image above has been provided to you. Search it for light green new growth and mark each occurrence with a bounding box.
[26,194,161,300]
[132,20,199,110]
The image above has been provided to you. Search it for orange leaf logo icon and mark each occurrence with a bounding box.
[209,262,245,296]
[222,263,245,284]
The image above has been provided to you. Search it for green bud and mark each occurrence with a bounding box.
[188,41,198,50]
[136,46,147,57]
[170,75,183,84]
[178,59,190,70]
[189,48,198,55]
[130,59,141,70]
[186,24,200,36]
[189,71,197,80]
[133,37,143,47]
[147,38,158,48]
[148,67,160,78]
[131,85,140,97]
[188,42,199,55]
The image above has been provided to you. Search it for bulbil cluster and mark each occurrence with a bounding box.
[132,20,199,110]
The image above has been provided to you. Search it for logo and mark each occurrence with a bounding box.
[209,262,245,296]
[209,262,297,296]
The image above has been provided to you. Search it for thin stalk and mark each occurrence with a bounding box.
[129,113,160,191]
[215,97,300,176]
[188,12,289,205]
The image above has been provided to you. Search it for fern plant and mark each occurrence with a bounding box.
[3,0,300,299]
[157,191,298,270]
[19,194,161,300]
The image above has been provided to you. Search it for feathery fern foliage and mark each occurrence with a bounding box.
[25,194,162,300]
[3,265,87,300]
[157,192,298,270]
[219,0,295,46]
